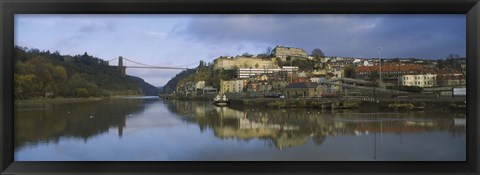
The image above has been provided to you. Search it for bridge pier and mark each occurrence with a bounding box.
[118,56,126,77]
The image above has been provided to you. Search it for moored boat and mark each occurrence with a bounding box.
[213,94,228,106]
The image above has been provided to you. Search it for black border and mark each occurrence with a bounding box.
[1,0,479,174]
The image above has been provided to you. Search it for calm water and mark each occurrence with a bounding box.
[14,97,466,161]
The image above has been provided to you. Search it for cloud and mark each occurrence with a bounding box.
[355,23,377,30]
[174,14,465,59]
[144,31,168,38]
[53,19,117,49]
[78,20,116,33]
[54,34,86,49]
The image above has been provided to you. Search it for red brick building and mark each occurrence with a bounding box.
[355,64,423,81]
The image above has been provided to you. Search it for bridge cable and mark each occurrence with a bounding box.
[173,61,200,68]
[122,58,158,68]
[110,57,206,69]
[107,58,118,62]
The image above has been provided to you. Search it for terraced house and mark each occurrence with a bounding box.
[355,64,423,83]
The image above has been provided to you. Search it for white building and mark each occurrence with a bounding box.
[237,66,299,79]
[400,74,437,87]
[195,81,205,90]
[214,56,277,70]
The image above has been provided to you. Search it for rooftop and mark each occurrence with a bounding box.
[355,64,423,72]
[284,82,319,89]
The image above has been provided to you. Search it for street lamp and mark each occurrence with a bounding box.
[378,47,383,88]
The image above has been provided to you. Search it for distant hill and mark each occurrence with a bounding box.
[130,76,162,96]
[156,86,164,94]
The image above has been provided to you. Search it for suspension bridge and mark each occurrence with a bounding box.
[107,57,198,76]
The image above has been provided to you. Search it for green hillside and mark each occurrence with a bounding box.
[14,46,160,99]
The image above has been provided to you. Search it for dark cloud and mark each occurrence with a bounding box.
[176,14,465,59]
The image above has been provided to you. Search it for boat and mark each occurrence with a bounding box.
[453,118,466,126]
[213,94,228,106]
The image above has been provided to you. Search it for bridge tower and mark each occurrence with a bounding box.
[118,56,126,77]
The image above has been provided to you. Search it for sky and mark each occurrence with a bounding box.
[15,14,466,86]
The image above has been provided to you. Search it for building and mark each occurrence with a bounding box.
[355,64,423,80]
[436,70,466,86]
[214,56,277,70]
[271,80,289,91]
[326,57,354,69]
[272,45,308,62]
[195,81,206,90]
[237,66,299,79]
[203,86,218,95]
[332,70,344,78]
[293,77,310,83]
[220,79,246,93]
[400,74,437,87]
[282,82,320,98]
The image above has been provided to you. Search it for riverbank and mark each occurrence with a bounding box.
[231,98,465,111]
[14,95,149,106]
[165,95,466,112]
[14,97,104,106]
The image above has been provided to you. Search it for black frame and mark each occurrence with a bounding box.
[1,0,479,174]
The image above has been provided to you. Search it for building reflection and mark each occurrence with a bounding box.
[166,100,466,150]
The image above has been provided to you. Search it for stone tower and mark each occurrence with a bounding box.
[118,56,126,77]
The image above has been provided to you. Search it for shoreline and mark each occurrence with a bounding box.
[14,95,149,106]
[165,95,467,112]
[15,95,467,112]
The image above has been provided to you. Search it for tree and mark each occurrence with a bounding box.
[370,71,380,82]
[199,60,206,68]
[257,54,269,59]
[344,66,355,78]
[13,46,149,98]
[286,56,292,66]
[75,88,89,97]
[266,47,272,56]
[241,52,253,57]
[311,48,325,59]
[447,53,460,59]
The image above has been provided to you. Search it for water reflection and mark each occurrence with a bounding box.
[165,100,466,150]
[14,98,155,150]
[14,98,466,160]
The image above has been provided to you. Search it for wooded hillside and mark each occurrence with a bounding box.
[14,46,161,99]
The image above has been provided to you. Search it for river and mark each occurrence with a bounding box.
[14,97,466,161]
